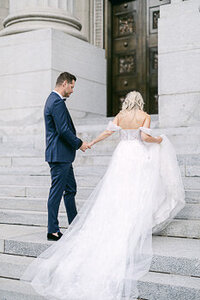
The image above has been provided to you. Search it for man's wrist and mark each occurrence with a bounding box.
[79,139,83,149]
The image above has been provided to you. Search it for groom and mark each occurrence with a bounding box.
[44,72,89,241]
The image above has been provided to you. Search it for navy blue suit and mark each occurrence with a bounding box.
[44,91,82,233]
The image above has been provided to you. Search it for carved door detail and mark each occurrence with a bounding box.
[107,0,170,116]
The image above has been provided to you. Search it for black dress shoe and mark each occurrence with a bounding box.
[58,231,63,238]
[47,232,62,241]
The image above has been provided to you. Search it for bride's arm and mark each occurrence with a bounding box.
[141,115,162,144]
[88,115,119,147]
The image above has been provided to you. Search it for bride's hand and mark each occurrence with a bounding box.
[156,136,163,144]
[87,141,94,148]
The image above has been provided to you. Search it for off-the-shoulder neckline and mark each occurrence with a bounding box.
[107,121,151,131]
[117,126,149,131]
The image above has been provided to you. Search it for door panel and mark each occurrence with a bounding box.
[107,0,170,116]
[111,0,141,115]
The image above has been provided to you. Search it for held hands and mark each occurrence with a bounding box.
[80,141,91,152]
[80,141,95,152]
[156,136,163,144]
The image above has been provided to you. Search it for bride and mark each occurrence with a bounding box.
[21,91,185,299]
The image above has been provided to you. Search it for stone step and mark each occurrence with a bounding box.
[0,157,199,178]
[0,147,43,157]
[0,242,200,299]
[0,156,45,167]
[0,184,93,198]
[183,177,200,190]
[0,210,200,238]
[0,123,198,144]
[0,253,34,280]
[0,174,102,187]
[156,219,200,238]
[0,197,199,220]
[0,209,69,228]
[2,121,192,149]
[1,224,200,277]
[1,236,200,280]
[0,137,199,156]
[0,196,85,212]
[176,203,200,219]
[139,271,200,300]
[0,173,199,190]
[0,165,107,176]
[151,236,200,277]
[185,190,200,204]
[0,153,199,168]
[0,127,200,156]
[1,271,200,300]
[0,277,45,300]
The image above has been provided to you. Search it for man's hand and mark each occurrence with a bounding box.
[87,141,94,148]
[156,136,163,144]
[80,141,91,152]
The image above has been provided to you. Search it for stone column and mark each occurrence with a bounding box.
[0,0,9,30]
[0,0,106,133]
[0,0,86,40]
[73,0,104,47]
[158,0,200,127]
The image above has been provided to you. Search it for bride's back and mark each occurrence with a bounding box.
[117,109,147,130]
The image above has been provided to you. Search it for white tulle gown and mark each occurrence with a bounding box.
[21,121,185,300]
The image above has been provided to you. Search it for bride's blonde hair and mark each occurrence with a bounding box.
[121,91,144,111]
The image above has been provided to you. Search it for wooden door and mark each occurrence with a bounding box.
[106,0,170,116]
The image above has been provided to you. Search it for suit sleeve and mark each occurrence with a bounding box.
[52,98,83,150]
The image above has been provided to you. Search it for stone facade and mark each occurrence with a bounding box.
[73,0,104,47]
[0,0,107,133]
[158,0,200,127]
[0,0,8,30]
[0,1,200,298]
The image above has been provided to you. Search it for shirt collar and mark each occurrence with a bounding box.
[53,90,66,101]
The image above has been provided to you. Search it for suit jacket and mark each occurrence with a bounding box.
[44,92,83,163]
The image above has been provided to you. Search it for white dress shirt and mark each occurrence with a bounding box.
[53,90,65,100]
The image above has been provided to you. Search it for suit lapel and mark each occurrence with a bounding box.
[51,92,76,133]
[65,105,76,132]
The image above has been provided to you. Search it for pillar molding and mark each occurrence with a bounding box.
[158,0,200,127]
[0,0,86,40]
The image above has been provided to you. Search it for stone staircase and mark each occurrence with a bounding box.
[0,116,200,300]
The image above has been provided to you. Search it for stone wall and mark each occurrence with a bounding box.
[158,0,200,127]
[0,0,8,30]
[74,0,104,48]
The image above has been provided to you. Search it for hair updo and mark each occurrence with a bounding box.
[121,91,144,111]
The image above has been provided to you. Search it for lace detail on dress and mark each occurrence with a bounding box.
[107,121,153,141]
[120,130,141,141]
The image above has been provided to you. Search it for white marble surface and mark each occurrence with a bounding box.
[0,28,106,129]
[159,92,200,128]
[158,0,200,127]
[0,0,84,40]
[51,29,106,85]
[0,0,8,30]
[159,6,200,53]
[159,49,200,95]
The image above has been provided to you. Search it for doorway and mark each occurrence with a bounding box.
[106,0,171,116]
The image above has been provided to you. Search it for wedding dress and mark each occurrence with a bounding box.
[21,121,185,300]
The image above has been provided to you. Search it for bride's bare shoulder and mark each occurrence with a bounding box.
[112,112,122,125]
[137,110,150,119]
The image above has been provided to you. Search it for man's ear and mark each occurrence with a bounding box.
[63,80,68,87]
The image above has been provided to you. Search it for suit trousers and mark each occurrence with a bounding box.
[47,162,78,233]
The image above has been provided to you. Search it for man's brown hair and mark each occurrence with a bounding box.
[56,72,76,86]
